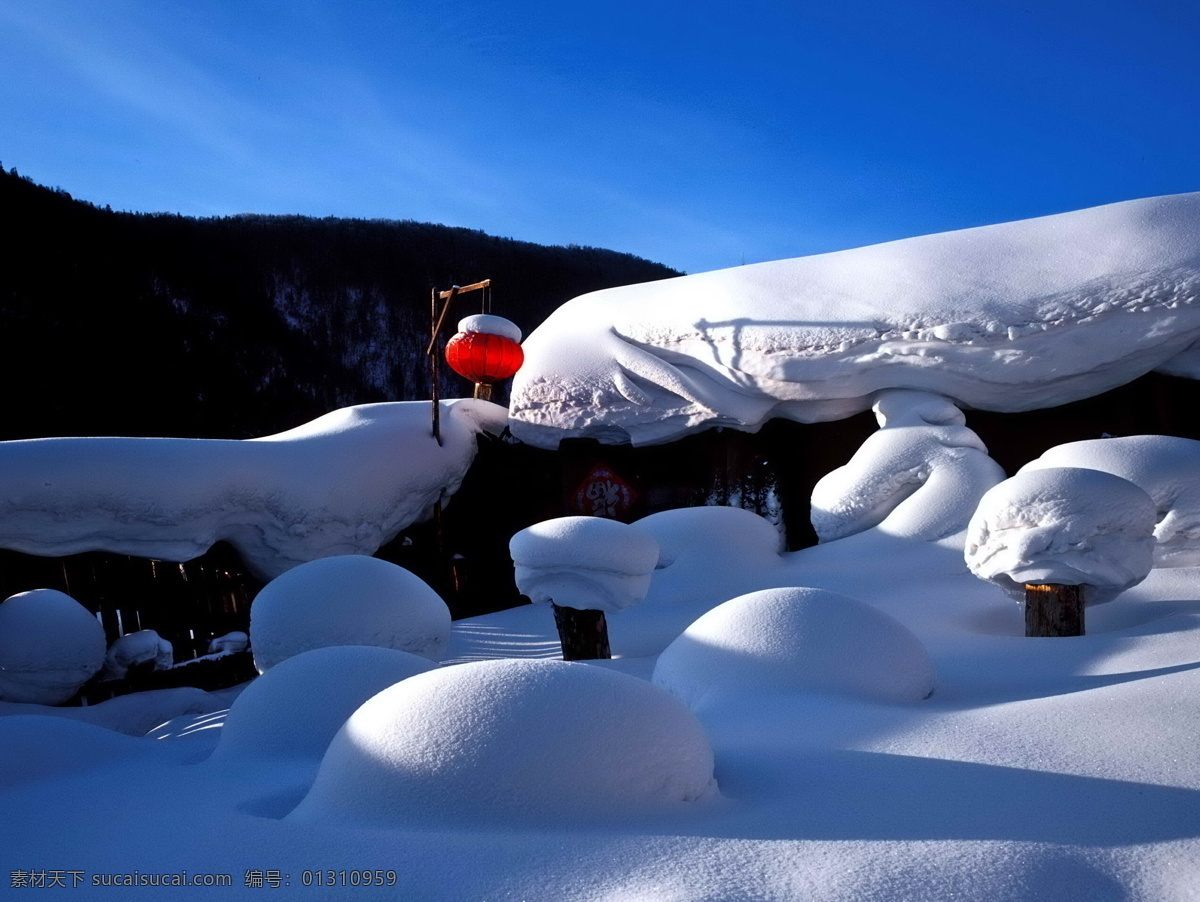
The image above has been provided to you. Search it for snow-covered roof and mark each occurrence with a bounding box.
[0,399,507,579]
[510,192,1200,447]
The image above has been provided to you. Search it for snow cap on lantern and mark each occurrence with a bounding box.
[458,314,522,343]
[445,315,524,385]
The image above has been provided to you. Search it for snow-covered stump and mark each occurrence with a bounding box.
[510,517,660,661]
[1019,435,1200,568]
[965,467,1158,637]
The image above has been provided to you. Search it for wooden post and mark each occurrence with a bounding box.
[429,287,459,445]
[551,604,612,660]
[1024,583,1084,637]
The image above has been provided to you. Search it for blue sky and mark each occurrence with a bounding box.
[1,0,1197,274]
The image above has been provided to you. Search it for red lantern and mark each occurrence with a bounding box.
[445,331,524,384]
[443,314,524,401]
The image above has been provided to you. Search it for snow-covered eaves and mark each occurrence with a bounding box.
[510,192,1200,447]
[0,400,507,579]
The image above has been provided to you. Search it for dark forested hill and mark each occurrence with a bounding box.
[0,168,680,440]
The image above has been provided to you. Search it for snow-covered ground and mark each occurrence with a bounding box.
[3,513,1199,900]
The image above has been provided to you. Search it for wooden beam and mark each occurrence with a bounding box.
[438,279,490,299]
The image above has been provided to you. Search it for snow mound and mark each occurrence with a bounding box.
[966,467,1157,603]
[652,587,936,707]
[99,629,173,681]
[811,390,1006,542]
[509,192,1200,447]
[289,658,718,827]
[249,555,451,673]
[0,589,106,705]
[634,506,785,604]
[207,631,249,655]
[1020,435,1200,567]
[0,399,506,579]
[210,646,435,764]
[0,716,146,788]
[510,516,660,613]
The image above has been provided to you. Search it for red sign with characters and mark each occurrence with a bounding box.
[572,465,638,518]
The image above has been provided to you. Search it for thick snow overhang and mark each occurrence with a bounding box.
[509,192,1200,448]
[0,399,508,579]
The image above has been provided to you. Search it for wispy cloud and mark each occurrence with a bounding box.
[0,1,256,162]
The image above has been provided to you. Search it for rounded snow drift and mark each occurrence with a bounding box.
[210,645,436,764]
[0,589,106,705]
[966,467,1157,603]
[510,516,661,613]
[208,631,249,655]
[633,506,784,604]
[99,629,173,681]
[652,587,936,708]
[249,555,450,673]
[288,658,718,827]
[637,506,783,567]
[0,716,147,788]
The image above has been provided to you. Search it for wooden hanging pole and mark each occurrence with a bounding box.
[426,280,490,356]
[439,279,491,299]
[427,279,491,445]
